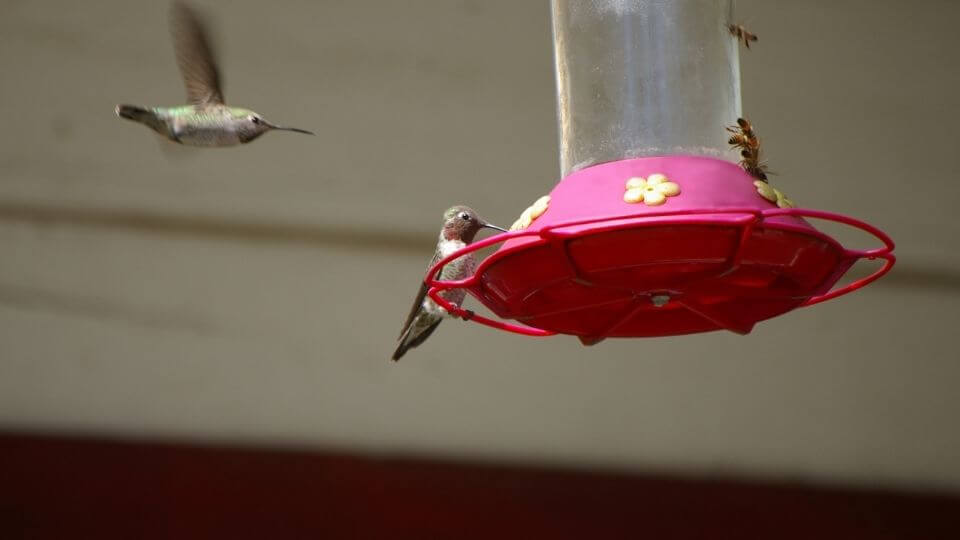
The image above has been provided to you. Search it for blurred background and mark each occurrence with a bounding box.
[1,0,959,537]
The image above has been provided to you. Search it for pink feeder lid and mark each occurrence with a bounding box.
[427,156,895,345]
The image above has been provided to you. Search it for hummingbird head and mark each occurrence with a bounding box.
[441,205,506,243]
[234,109,314,143]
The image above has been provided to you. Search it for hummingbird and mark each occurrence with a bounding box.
[115,1,313,147]
[392,206,507,362]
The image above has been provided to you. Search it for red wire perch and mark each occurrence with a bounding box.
[767,208,896,307]
[424,206,895,339]
[426,229,556,337]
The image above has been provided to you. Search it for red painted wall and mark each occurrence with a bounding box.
[1,433,957,539]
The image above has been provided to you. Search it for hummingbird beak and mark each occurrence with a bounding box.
[481,222,508,233]
[264,120,314,135]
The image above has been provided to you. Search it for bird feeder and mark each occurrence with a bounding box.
[427,0,894,345]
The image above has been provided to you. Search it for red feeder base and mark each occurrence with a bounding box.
[427,157,895,344]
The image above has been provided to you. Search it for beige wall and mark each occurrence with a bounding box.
[1,1,958,490]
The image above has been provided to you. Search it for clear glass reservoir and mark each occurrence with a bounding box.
[552,0,742,176]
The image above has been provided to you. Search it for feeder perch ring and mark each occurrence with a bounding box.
[425,157,895,344]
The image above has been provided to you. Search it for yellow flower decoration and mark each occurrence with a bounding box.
[754,180,796,208]
[510,195,551,231]
[623,173,681,205]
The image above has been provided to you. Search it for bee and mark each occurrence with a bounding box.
[726,117,756,139]
[728,132,759,152]
[728,24,758,49]
[740,150,770,181]
[727,117,771,182]
[727,119,759,154]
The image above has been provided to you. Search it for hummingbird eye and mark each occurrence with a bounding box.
[251,116,261,124]
[460,212,471,221]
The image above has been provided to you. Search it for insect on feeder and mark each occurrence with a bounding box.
[426,0,895,345]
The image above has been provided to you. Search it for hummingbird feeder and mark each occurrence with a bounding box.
[427,0,894,345]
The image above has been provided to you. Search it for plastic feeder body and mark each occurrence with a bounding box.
[552,0,741,176]
[425,0,895,344]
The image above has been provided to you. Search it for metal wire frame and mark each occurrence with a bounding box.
[425,207,896,338]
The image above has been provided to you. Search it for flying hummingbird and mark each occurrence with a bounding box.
[115,1,313,147]
[392,206,506,362]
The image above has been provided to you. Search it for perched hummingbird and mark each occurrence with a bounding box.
[115,1,313,147]
[392,206,506,362]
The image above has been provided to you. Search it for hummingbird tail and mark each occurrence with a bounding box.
[116,105,170,139]
[391,319,441,362]
[115,104,152,121]
[391,342,408,362]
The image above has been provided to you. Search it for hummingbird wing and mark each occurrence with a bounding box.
[397,250,442,341]
[397,282,430,340]
[170,1,225,106]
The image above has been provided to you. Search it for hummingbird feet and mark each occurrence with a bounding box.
[459,309,476,321]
